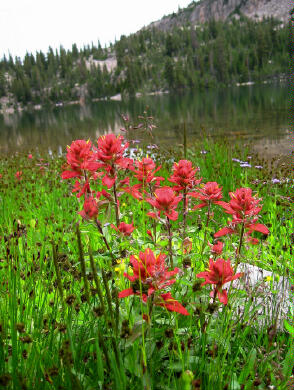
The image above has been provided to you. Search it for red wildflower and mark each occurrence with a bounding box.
[15,171,22,180]
[79,196,99,220]
[95,134,133,189]
[156,292,189,315]
[96,134,130,166]
[102,174,116,189]
[146,187,182,221]
[72,180,91,198]
[119,249,179,297]
[97,189,112,201]
[122,158,164,200]
[189,182,223,209]
[28,154,33,159]
[122,183,143,200]
[217,188,262,218]
[214,188,269,242]
[111,222,135,236]
[118,249,188,315]
[146,229,154,240]
[196,258,243,305]
[61,140,99,179]
[132,157,164,185]
[208,241,224,255]
[168,160,201,191]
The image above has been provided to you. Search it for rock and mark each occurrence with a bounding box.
[147,0,291,32]
[231,263,292,330]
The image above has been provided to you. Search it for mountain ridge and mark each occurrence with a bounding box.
[146,0,291,32]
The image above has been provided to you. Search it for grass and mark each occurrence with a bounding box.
[0,137,293,390]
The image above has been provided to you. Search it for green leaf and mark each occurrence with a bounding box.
[158,240,168,247]
[284,320,294,336]
[230,373,241,390]
[30,219,36,228]
[125,321,144,348]
[238,348,256,383]
[282,340,294,378]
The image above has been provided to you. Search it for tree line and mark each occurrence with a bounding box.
[0,17,290,107]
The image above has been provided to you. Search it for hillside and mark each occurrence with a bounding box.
[148,0,291,31]
[0,0,291,113]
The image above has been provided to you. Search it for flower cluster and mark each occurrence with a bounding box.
[123,157,164,200]
[189,181,223,209]
[95,134,133,188]
[215,188,269,243]
[61,134,134,224]
[197,258,243,304]
[168,159,201,192]
[61,132,270,312]
[61,139,99,180]
[119,249,189,315]
[146,187,182,221]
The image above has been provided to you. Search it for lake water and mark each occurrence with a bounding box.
[0,83,290,157]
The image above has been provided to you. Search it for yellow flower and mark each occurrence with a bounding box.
[114,259,125,274]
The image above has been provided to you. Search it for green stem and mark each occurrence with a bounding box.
[88,245,106,313]
[95,219,116,265]
[235,222,245,272]
[101,267,121,367]
[148,183,157,244]
[200,201,211,256]
[52,243,64,302]
[76,224,90,304]
[182,189,187,240]
[166,217,173,268]
[112,171,120,226]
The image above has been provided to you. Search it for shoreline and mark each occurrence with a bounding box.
[0,76,288,116]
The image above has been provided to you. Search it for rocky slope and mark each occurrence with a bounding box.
[148,0,291,31]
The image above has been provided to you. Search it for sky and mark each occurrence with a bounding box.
[0,0,193,59]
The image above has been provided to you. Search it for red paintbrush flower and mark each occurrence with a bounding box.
[79,195,99,220]
[95,134,133,189]
[189,182,223,209]
[61,140,99,179]
[132,157,164,185]
[119,249,179,296]
[217,188,262,218]
[15,171,22,180]
[96,134,130,166]
[196,258,243,305]
[122,183,143,200]
[168,160,201,192]
[214,188,269,242]
[28,154,33,159]
[156,292,189,315]
[72,180,91,198]
[208,241,224,255]
[111,221,135,236]
[118,249,188,315]
[146,187,182,221]
[122,158,164,200]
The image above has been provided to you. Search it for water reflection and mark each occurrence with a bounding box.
[0,83,289,156]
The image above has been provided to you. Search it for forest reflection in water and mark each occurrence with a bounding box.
[0,82,290,157]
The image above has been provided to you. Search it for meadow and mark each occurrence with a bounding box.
[0,123,293,390]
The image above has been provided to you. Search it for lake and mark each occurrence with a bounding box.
[0,83,290,157]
